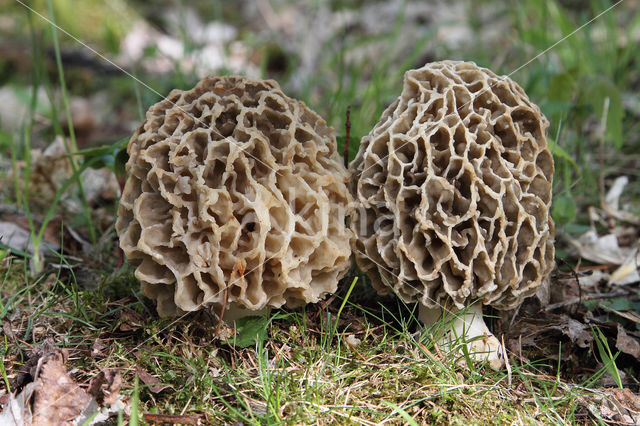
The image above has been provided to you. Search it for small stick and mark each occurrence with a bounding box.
[344,106,351,168]
[501,334,512,386]
[556,257,582,302]
[116,247,124,271]
[143,413,201,425]
[214,286,229,337]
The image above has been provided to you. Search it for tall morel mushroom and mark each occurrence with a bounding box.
[116,76,354,318]
[350,61,554,368]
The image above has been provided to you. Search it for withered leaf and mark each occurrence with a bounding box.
[550,316,593,348]
[13,338,57,393]
[596,388,640,424]
[616,324,640,360]
[119,308,144,331]
[31,350,92,426]
[91,338,108,359]
[87,369,122,407]
[135,366,171,394]
[0,340,124,426]
[3,319,16,343]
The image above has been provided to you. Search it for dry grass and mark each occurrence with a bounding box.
[0,257,611,424]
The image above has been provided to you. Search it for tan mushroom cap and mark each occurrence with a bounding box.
[350,60,555,310]
[116,76,354,317]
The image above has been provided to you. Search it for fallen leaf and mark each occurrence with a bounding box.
[135,367,171,394]
[0,340,125,426]
[593,388,640,424]
[30,350,92,426]
[3,319,16,344]
[0,222,59,256]
[616,324,640,360]
[570,230,631,265]
[87,369,122,406]
[602,176,640,225]
[119,308,144,331]
[13,338,57,393]
[91,338,108,359]
[0,222,30,255]
[608,249,640,286]
[575,270,609,288]
[551,317,593,348]
[0,383,31,425]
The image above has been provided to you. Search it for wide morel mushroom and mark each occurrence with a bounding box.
[116,76,354,318]
[350,61,555,368]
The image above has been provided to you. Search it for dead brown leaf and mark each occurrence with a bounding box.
[550,316,593,348]
[30,350,92,426]
[1,339,125,425]
[90,338,108,359]
[595,388,640,425]
[119,308,144,332]
[3,319,16,344]
[135,366,171,394]
[13,338,57,393]
[87,370,122,407]
[616,324,640,360]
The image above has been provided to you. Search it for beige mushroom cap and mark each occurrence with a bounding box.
[350,60,555,310]
[116,76,354,317]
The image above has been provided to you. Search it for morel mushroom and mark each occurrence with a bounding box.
[350,61,554,368]
[116,76,354,318]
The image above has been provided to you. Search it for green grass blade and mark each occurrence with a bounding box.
[383,401,419,426]
[46,0,96,245]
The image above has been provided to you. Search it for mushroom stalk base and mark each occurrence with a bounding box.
[418,303,504,369]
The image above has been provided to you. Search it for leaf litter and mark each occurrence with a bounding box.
[0,338,126,425]
[494,173,640,421]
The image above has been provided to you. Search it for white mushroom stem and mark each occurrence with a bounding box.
[418,303,505,369]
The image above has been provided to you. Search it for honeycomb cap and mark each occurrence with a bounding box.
[116,76,354,317]
[350,60,555,310]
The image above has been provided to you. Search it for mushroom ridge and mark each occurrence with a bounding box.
[116,76,354,317]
